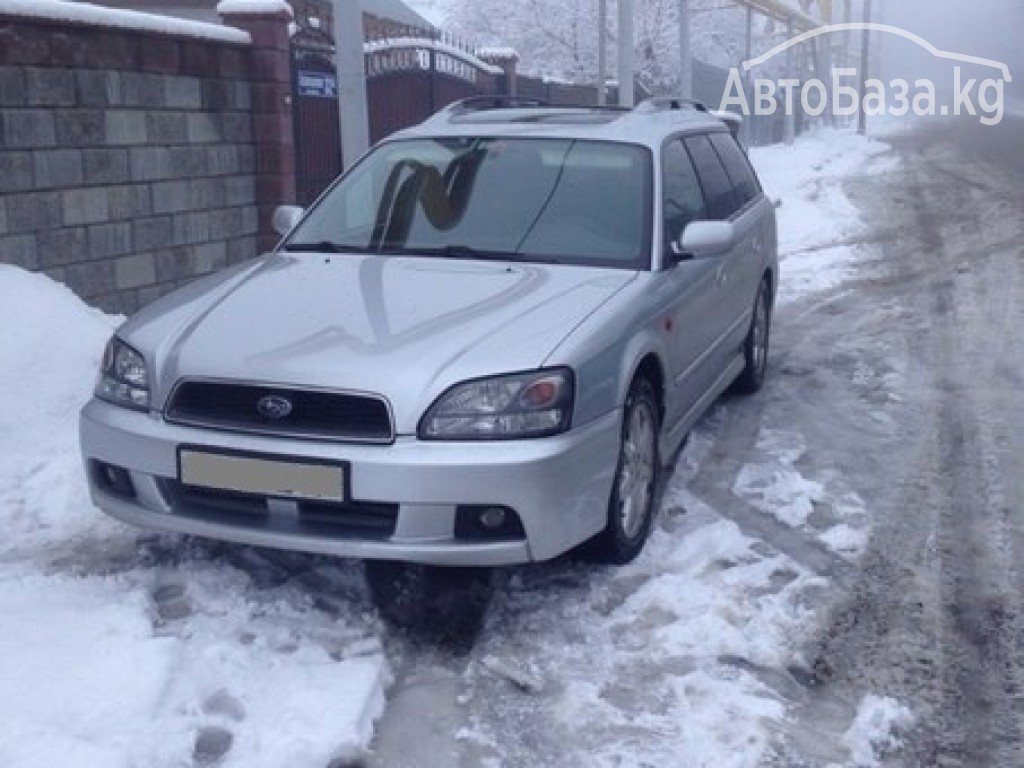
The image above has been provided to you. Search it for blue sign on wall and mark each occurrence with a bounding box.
[297,70,338,98]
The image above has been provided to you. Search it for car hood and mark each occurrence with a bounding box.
[133,253,635,432]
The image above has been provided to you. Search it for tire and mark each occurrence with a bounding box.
[733,278,772,395]
[590,377,661,565]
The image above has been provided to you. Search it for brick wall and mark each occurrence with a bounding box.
[0,14,259,314]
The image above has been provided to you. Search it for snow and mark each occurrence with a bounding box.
[841,695,914,767]
[733,428,871,558]
[0,266,388,768]
[0,567,178,768]
[0,266,118,550]
[748,128,899,305]
[475,46,518,61]
[451,462,824,766]
[215,0,293,18]
[0,0,251,44]
[363,36,504,75]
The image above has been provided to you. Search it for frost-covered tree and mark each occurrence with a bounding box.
[442,0,767,92]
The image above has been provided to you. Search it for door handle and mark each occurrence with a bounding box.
[716,266,728,286]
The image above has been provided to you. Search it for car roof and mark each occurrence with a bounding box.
[388,96,737,150]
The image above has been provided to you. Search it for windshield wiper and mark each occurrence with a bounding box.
[395,245,559,264]
[281,241,366,254]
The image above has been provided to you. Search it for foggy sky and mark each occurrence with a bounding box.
[871,0,1020,96]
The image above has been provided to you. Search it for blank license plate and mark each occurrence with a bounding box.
[179,449,345,502]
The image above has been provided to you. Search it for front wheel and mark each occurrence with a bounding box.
[589,377,661,565]
[733,278,771,394]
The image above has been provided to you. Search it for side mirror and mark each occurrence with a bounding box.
[272,205,304,237]
[670,220,736,264]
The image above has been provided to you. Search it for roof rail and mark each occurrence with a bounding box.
[440,95,548,116]
[710,110,743,139]
[634,96,708,113]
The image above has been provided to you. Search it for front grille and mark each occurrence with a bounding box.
[161,480,399,539]
[165,380,393,443]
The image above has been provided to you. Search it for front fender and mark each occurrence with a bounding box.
[544,280,671,431]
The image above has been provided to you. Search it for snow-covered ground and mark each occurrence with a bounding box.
[0,269,388,768]
[0,127,906,767]
[748,128,898,305]
[431,427,829,766]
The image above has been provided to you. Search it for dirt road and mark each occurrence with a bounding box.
[772,116,1024,766]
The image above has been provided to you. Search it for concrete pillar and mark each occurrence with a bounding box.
[480,50,519,96]
[617,0,635,107]
[219,3,296,253]
[335,0,370,169]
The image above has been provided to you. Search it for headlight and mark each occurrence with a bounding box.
[95,337,150,410]
[419,368,574,440]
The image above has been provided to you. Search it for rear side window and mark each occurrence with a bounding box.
[661,139,707,250]
[684,134,738,220]
[709,132,761,209]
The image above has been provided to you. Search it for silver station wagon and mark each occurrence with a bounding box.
[80,97,778,567]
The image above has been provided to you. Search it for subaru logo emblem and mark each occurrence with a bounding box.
[257,394,293,420]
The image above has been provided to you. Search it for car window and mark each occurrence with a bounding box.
[709,132,762,209]
[661,139,707,251]
[684,134,739,220]
[286,137,653,270]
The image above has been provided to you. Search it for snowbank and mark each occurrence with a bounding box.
[0,266,388,768]
[749,129,898,304]
[0,266,117,550]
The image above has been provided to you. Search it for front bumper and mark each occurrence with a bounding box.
[80,399,621,566]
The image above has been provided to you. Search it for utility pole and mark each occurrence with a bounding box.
[842,0,851,69]
[617,0,634,107]
[678,0,692,99]
[597,0,608,105]
[335,0,370,169]
[785,14,795,145]
[744,6,753,144]
[874,0,886,82]
[858,0,871,134]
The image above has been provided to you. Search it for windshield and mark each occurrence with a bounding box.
[284,137,653,269]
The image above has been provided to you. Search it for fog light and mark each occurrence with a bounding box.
[91,461,136,499]
[454,505,525,541]
[479,507,507,529]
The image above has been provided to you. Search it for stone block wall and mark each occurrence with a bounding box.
[0,12,261,314]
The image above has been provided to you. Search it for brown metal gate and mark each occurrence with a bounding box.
[292,43,342,206]
[291,28,505,205]
[365,36,501,143]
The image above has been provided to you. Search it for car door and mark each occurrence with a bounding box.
[708,131,772,355]
[657,137,724,432]
[683,133,750,381]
